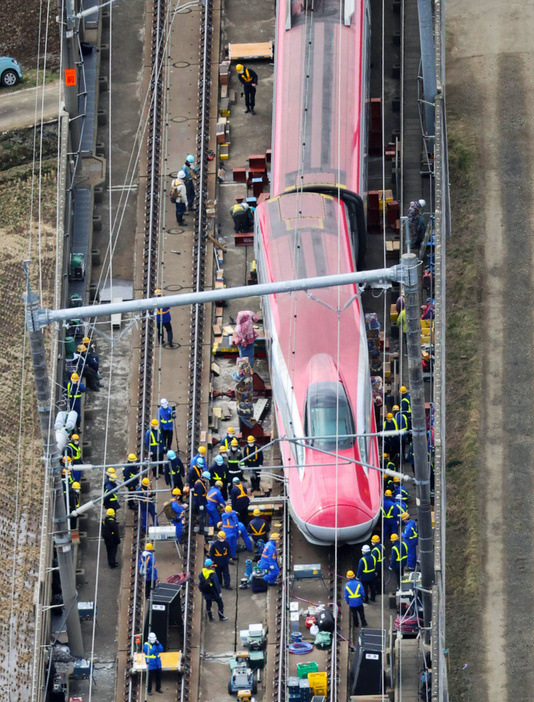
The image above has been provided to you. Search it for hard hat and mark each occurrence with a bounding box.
[128,453,137,461]
[227,427,235,434]
[362,544,371,553]
[196,457,205,467]
[232,477,240,483]
[198,446,207,455]
[204,558,213,567]
[71,373,79,381]
[151,419,159,427]
[371,535,380,543]
[63,455,72,463]
[386,412,394,420]
[219,446,227,453]
[146,543,154,551]
[77,344,87,353]
[71,434,79,440]
[247,435,254,443]
[253,509,261,517]
[106,508,115,516]
[384,489,392,497]
[202,471,211,480]
[270,533,280,540]
[392,404,400,412]
[390,533,399,542]
[346,570,355,579]
[72,482,81,490]
[142,477,151,487]
[382,453,389,459]
[172,487,181,496]
[155,288,162,296]
[167,450,176,459]
[215,455,224,465]
[82,336,90,344]
[186,154,195,163]
[395,494,404,501]
[235,64,244,72]
[218,530,226,539]
[178,169,186,179]
[107,467,116,474]
[148,632,157,643]
[231,438,239,447]
[225,505,233,513]
[400,386,407,393]
[402,512,410,520]
[393,476,401,483]
[418,199,426,209]
[215,480,223,488]
[160,398,168,408]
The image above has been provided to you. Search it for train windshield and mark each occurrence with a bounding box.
[305,381,356,450]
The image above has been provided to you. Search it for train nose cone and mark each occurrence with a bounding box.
[307,504,372,530]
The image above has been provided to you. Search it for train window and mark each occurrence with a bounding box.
[304,381,356,450]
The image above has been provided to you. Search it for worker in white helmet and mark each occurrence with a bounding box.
[169,170,187,224]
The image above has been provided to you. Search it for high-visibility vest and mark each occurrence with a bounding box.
[68,442,81,461]
[346,581,363,600]
[392,541,408,564]
[241,68,254,83]
[384,417,398,431]
[382,502,395,519]
[67,382,82,399]
[372,544,385,564]
[405,522,418,540]
[149,431,158,447]
[144,642,160,660]
[233,483,247,499]
[207,488,221,504]
[249,519,266,537]
[360,553,376,573]
[401,397,411,414]
[212,544,228,558]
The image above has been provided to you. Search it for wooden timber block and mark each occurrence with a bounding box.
[220,84,228,99]
[216,269,224,281]
[200,430,207,443]
[211,361,221,376]
[215,306,224,317]
[213,407,223,418]
[222,325,234,335]
[249,154,267,170]
[233,167,247,182]
[212,324,222,336]
[235,232,254,246]
[221,401,232,419]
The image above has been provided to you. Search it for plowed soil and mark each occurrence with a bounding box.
[0,0,60,71]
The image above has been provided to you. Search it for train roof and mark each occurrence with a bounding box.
[272,0,367,196]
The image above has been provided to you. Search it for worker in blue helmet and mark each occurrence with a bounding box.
[165,449,184,491]
[209,454,228,499]
[188,455,206,487]
[181,154,198,210]
[198,558,227,621]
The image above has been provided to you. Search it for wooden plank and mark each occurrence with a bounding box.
[228,41,273,60]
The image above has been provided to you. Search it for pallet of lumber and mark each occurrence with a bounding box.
[228,41,274,60]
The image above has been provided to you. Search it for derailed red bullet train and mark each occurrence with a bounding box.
[254,0,380,545]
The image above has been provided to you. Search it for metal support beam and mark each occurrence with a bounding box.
[36,266,404,328]
[24,283,84,657]
[402,253,434,634]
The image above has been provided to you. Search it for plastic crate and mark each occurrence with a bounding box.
[297,661,319,679]
[308,672,327,697]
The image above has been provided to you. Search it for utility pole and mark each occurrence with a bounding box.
[24,274,84,657]
[402,253,434,633]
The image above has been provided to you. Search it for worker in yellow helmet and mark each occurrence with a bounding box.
[65,371,85,425]
[154,288,174,348]
[344,570,368,628]
[235,63,258,114]
[102,508,120,568]
[243,435,263,492]
[123,452,139,510]
[145,418,165,476]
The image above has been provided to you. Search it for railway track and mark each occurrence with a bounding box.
[120,0,214,697]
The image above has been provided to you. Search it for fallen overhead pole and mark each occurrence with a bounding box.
[34,266,405,328]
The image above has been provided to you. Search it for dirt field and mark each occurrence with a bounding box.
[0,164,57,697]
[446,0,534,699]
[0,0,60,71]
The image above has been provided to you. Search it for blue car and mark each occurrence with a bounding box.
[0,57,22,87]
